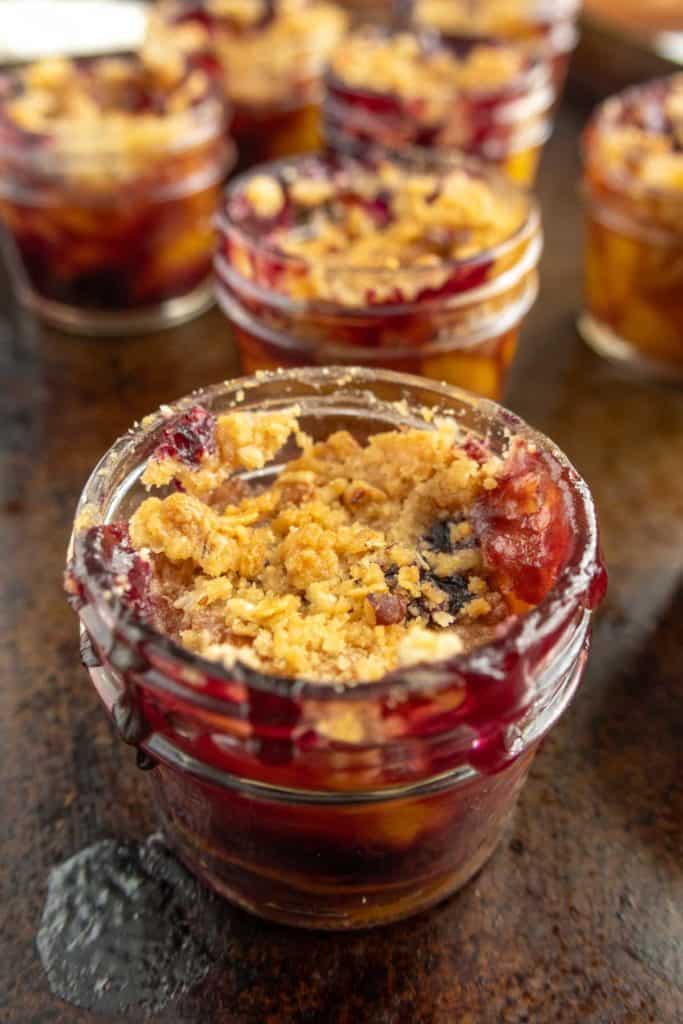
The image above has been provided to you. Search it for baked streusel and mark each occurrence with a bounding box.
[124,405,535,683]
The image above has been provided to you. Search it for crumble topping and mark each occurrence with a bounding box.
[414,0,561,37]
[125,408,523,683]
[590,76,683,195]
[0,51,218,173]
[330,30,529,124]
[151,0,347,108]
[228,156,528,304]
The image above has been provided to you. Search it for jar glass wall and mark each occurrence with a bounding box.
[214,152,542,400]
[0,55,231,334]
[580,77,683,378]
[66,368,605,929]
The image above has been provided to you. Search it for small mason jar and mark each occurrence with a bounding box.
[410,0,580,91]
[0,55,232,334]
[214,152,542,400]
[66,367,606,930]
[150,0,348,168]
[580,77,683,378]
[323,28,556,187]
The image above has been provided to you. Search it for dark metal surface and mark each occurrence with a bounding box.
[1,100,682,1023]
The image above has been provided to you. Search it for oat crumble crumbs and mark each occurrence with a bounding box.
[331,30,528,124]
[125,407,524,684]
[415,0,547,36]
[591,76,683,194]
[2,50,217,173]
[151,0,347,107]
[233,158,527,304]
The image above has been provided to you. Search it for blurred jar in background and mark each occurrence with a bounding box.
[148,0,348,168]
[580,75,683,378]
[324,27,555,186]
[214,151,542,399]
[0,50,231,334]
[410,0,580,90]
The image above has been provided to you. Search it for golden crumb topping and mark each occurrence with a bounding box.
[151,0,347,107]
[415,0,550,37]
[590,77,683,196]
[230,158,528,304]
[331,31,527,123]
[3,54,213,149]
[128,409,517,683]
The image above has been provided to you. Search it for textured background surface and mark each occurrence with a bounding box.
[1,99,682,1023]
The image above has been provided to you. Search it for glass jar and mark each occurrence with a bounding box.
[214,152,542,400]
[410,0,580,91]
[580,79,683,378]
[323,29,556,187]
[0,57,232,335]
[66,367,606,930]
[151,0,348,168]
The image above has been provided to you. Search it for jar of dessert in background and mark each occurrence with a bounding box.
[323,27,556,187]
[214,151,542,400]
[410,0,580,92]
[148,0,348,168]
[0,50,232,334]
[580,75,683,378]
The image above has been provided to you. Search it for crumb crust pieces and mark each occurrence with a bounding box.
[231,158,528,305]
[2,53,216,160]
[587,76,683,214]
[330,30,529,122]
[128,407,518,683]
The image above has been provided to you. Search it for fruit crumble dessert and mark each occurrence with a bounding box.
[0,50,228,330]
[582,75,683,372]
[82,404,568,683]
[324,28,554,185]
[66,369,605,928]
[413,0,575,40]
[412,0,579,87]
[148,0,348,165]
[214,153,541,397]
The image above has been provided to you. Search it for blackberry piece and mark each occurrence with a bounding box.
[420,569,473,619]
[422,516,477,555]
[154,406,217,466]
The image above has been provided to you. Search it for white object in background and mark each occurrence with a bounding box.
[0,0,148,63]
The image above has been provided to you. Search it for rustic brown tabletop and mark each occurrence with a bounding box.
[1,97,682,1024]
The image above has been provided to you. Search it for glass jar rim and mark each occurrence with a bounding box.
[213,218,542,319]
[325,29,554,104]
[582,76,683,210]
[69,367,605,703]
[218,151,540,282]
[0,68,229,165]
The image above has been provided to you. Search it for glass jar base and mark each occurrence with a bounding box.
[578,312,683,383]
[160,820,505,930]
[20,280,214,337]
